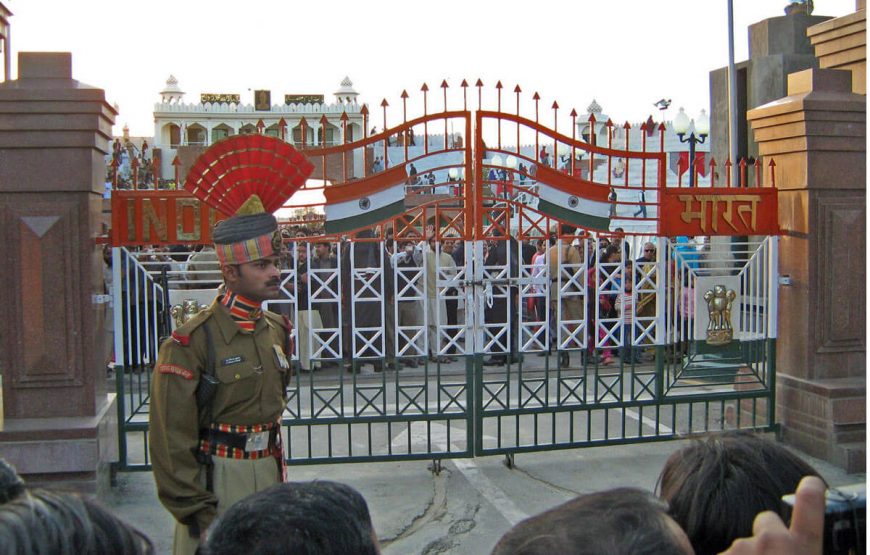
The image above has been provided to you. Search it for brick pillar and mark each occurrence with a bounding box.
[747,68,865,472]
[0,53,118,492]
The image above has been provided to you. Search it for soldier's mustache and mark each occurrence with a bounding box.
[266,279,280,287]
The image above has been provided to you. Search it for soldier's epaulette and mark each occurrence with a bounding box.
[171,307,214,346]
[263,310,291,331]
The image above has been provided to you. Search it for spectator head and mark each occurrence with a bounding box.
[0,487,154,554]
[641,242,656,259]
[202,481,379,555]
[315,241,332,258]
[657,431,823,555]
[296,242,308,262]
[604,244,621,263]
[490,488,693,555]
[0,460,24,504]
[559,223,576,236]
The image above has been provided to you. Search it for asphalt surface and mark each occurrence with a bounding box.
[104,434,862,555]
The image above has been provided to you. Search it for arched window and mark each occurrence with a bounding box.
[211,124,232,143]
[265,124,281,138]
[186,124,207,146]
[317,122,340,146]
[166,124,181,148]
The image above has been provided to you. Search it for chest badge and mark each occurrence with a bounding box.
[221,355,245,366]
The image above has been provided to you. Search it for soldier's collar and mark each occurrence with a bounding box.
[212,296,268,343]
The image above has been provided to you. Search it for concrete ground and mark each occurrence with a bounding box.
[104,437,862,555]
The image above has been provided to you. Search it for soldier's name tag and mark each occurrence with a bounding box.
[273,345,290,370]
[245,431,270,452]
[221,355,245,366]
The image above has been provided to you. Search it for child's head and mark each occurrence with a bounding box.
[624,264,633,290]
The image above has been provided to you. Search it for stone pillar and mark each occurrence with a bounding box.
[0,52,118,492]
[747,67,865,472]
[807,8,866,94]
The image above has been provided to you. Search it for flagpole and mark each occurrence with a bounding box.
[727,0,739,186]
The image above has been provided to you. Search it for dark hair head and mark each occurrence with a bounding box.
[656,431,823,555]
[490,488,691,555]
[0,460,24,504]
[0,488,154,555]
[559,223,576,235]
[203,480,379,555]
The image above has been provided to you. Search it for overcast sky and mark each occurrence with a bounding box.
[8,0,857,137]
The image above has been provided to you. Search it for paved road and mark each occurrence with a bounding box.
[106,432,861,555]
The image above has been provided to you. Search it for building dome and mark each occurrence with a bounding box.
[160,75,185,104]
[334,76,359,103]
[581,99,611,143]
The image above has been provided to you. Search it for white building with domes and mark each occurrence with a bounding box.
[152,75,367,179]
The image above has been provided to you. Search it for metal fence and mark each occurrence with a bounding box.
[112,233,777,470]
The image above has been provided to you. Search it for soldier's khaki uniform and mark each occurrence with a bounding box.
[149,297,291,555]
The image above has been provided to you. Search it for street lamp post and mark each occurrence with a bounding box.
[673,107,710,187]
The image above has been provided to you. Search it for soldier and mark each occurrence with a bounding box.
[148,133,312,555]
[149,199,292,555]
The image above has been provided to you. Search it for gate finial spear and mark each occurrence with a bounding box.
[475,79,483,111]
[514,85,522,116]
[461,79,469,111]
[532,92,540,123]
[570,109,578,141]
[440,80,449,112]
[339,112,348,144]
[380,99,389,131]
[420,83,429,116]
[552,101,559,134]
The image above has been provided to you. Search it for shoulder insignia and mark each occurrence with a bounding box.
[171,330,190,346]
[158,364,194,380]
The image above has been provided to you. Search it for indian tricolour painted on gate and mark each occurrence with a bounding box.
[534,165,611,231]
[323,165,408,234]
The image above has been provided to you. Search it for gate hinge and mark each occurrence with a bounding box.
[92,294,112,305]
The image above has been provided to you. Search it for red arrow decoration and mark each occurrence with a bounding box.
[299,117,308,148]
[380,99,389,132]
[400,90,409,122]
[340,112,348,144]
[360,104,369,138]
[475,79,483,110]
[440,79,449,111]
[421,83,429,115]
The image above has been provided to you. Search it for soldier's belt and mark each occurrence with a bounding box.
[199,422,279,460]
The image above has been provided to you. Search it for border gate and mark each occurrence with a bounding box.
[109,83,780,471]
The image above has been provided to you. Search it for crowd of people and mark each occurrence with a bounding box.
[0,431,844,554]
[130,221,704,373]
[272,223,674,371]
